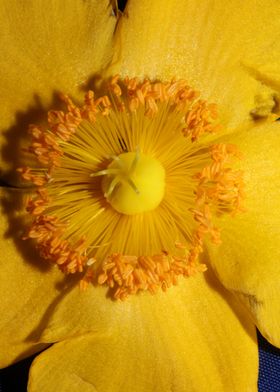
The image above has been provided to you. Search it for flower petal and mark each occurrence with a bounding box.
[0,188,64,366]
[28,270,258,392]
[0,187,116,366]
[243,39,280,92]
[0,185,258,390]
[113,0,280,127]
[0,0,117,184]
[206,120,280,347]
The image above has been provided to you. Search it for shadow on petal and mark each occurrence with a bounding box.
[203,250,256,342]
[1,92,64,186]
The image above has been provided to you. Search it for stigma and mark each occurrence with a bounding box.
[90,151,165,215]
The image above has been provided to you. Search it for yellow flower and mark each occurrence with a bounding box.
[1,1,280,391]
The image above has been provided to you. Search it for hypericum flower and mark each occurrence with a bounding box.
[1,1,280,391]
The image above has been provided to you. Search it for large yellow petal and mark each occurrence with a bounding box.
[0,187,120,367]
[0,187,257,390]
[244,39,280,92]
[28,270,257,392]
[206,120,280,347]
[0,0,117,183]
[0,186,123,367]
[112,0,280,127]
[0,187,65,365]
[0,186,114,366]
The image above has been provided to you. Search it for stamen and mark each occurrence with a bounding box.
[128,146,140,174]
[100,151,165,213]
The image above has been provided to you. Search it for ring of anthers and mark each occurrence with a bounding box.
[18,75,245,300]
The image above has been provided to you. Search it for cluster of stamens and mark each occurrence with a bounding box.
[18,75,245,300]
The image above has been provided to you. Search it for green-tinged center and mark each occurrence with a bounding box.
[101,151,165,215]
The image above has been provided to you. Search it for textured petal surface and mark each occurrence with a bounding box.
[244,39,280,92]
[28,270,257,392]
[113,0,280,127]
[0,187,117,366]
[0,188,64,366]
[0,0,117,183]
[206,121,280,347]
[0,187,258,391]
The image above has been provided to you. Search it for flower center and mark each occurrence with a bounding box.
[98,151,165,215]
[17,75,245,300]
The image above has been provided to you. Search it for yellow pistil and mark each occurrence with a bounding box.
[94,151,166,215]
[18,75,245,300]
